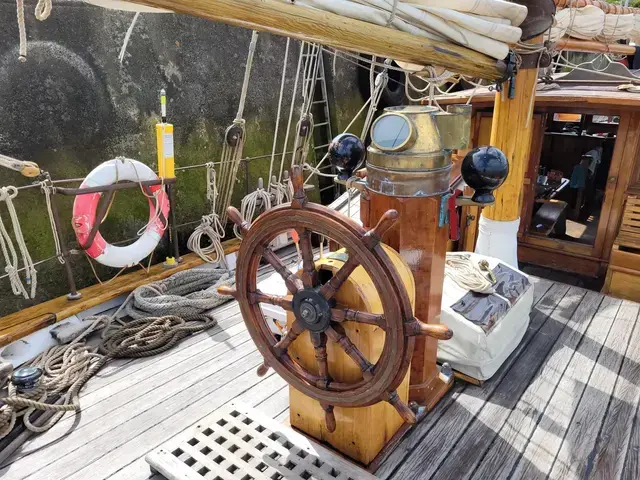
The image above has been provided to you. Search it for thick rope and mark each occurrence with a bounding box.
[0,269,234,439]
[0,187,36,299]
[445,253,495,294]
[15,0,52,62]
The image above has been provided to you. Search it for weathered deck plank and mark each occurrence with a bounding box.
[7,267,640,480]
[429,286,588,480]
[590,312,640,480]
[511,296,622,479]
[0,347,265,480]
[470,290,604,479]
[376,277,555,479]
[3,319,249,466]
[382,282,572,480]
[106,371,288,480]
[549,300,639,479]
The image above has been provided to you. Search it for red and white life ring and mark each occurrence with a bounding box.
[72,158,170,268]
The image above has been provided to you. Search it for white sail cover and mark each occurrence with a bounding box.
[83,0,170,12]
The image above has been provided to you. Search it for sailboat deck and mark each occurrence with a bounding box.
[2,193,640,479]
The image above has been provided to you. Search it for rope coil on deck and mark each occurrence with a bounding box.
[0,268,234,440]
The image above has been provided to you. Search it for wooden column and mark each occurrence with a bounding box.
[367,193,452,407]
[483,59,539,223]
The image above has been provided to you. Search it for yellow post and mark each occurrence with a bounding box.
[156,88,178,266]
[156,89,175,179]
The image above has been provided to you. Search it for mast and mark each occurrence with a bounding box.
[475,35,543,266]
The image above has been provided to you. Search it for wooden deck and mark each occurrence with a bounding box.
[1,255,640,479]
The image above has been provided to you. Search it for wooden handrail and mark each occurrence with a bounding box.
[125,0,508,80]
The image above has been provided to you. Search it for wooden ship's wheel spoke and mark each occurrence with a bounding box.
[249,291,293,311]
[310,332,330,389]
[273,320,305,356]
[295,227,318,288]
[259,246,304,294]
[318,255,359,301]
[331,306,386,329]
[326,326,375,381]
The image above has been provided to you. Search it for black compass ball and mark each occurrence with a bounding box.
[328,133,365,180]
[461,146,509,204]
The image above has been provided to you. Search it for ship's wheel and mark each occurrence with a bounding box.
[220,166,452,431]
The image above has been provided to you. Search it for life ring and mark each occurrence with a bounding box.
[72,158,170,268]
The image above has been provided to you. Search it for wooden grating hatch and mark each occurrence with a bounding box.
[617,195,640,249]
[145,402,375,480]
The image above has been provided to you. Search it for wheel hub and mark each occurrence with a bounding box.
[293,289,332,332]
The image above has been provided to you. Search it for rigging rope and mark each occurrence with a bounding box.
[40,180,65,265]
[187,165,227,266]
[217,31,259,226]
[0,268,234,439]
[0,187,36,299]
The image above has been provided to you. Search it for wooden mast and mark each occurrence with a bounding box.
[476,37,542,266]
[125,0,507,80]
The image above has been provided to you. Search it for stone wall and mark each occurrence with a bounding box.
[0,0,366,316]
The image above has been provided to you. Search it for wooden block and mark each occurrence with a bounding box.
[289,247,414,466]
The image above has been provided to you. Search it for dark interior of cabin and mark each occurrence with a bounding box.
[529,112,619,246]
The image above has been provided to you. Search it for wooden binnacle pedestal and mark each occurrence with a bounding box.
[220,165,453,468]
[288,246,414,466]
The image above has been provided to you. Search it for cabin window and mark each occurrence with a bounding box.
[529,113,618,246]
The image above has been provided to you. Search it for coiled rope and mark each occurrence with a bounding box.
[234,178,271,239]
[0,186,36,299]
[445,253,496,294]
[0,268,234,439]
[187,165,227,266]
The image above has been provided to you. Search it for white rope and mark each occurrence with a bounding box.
[188,165,227,266]
[445,253,495,294]
[16,0,27,62]
[217,31,259,225]
[34,0,52,20]
[118,12,140,64]
[40,181,65,265]
[268,37,291,189]
[234,179,271,239]
[278,41,305,183]
[236,31,259,121]
[0,187,36,299]
[14,0,52,62]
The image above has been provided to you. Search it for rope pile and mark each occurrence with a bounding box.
[0,268,234,440]
[445,253,496,294]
